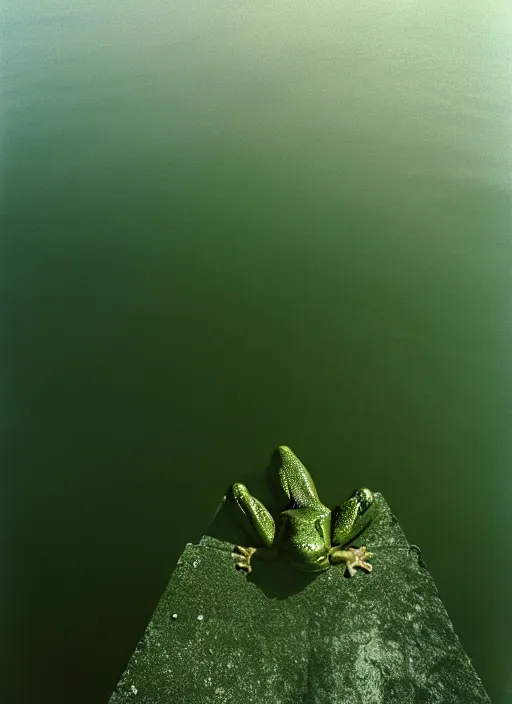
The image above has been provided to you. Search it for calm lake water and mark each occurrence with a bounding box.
[2,1,512,702]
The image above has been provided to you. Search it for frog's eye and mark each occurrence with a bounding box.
[355,487,374,514]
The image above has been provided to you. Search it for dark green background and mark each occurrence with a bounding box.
[2,1,511,702]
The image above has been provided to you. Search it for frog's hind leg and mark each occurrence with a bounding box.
[332,497,360,546]
[230,483,275,548]
[332,488,376,546]
[230,482,277,573]
[273,445,321,508]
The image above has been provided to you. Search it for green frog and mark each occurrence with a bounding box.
[229,445,376,576]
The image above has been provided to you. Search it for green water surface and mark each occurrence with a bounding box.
[2,1,511,701]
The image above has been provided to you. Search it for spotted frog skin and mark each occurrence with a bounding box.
[229,445,376,576]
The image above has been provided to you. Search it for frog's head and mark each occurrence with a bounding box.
[354,487,375,515]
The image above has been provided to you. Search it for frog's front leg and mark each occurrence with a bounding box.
[229,483,281,573]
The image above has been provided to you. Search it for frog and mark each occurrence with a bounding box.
[229,445,376,576]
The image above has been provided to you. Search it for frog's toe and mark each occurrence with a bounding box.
[329,545,375,577]
[344,546,375,577]
[232,546,257,574]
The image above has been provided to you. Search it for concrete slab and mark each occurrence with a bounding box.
[109,493,490,704]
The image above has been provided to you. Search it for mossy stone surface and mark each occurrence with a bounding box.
[109,494,490,704]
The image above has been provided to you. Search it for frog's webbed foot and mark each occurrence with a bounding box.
[232,546,258,574]
[329,545,375,577]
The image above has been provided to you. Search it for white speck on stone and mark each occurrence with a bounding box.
[197,614,204,621]
[172,613,178,619]
[130,685,138,695]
